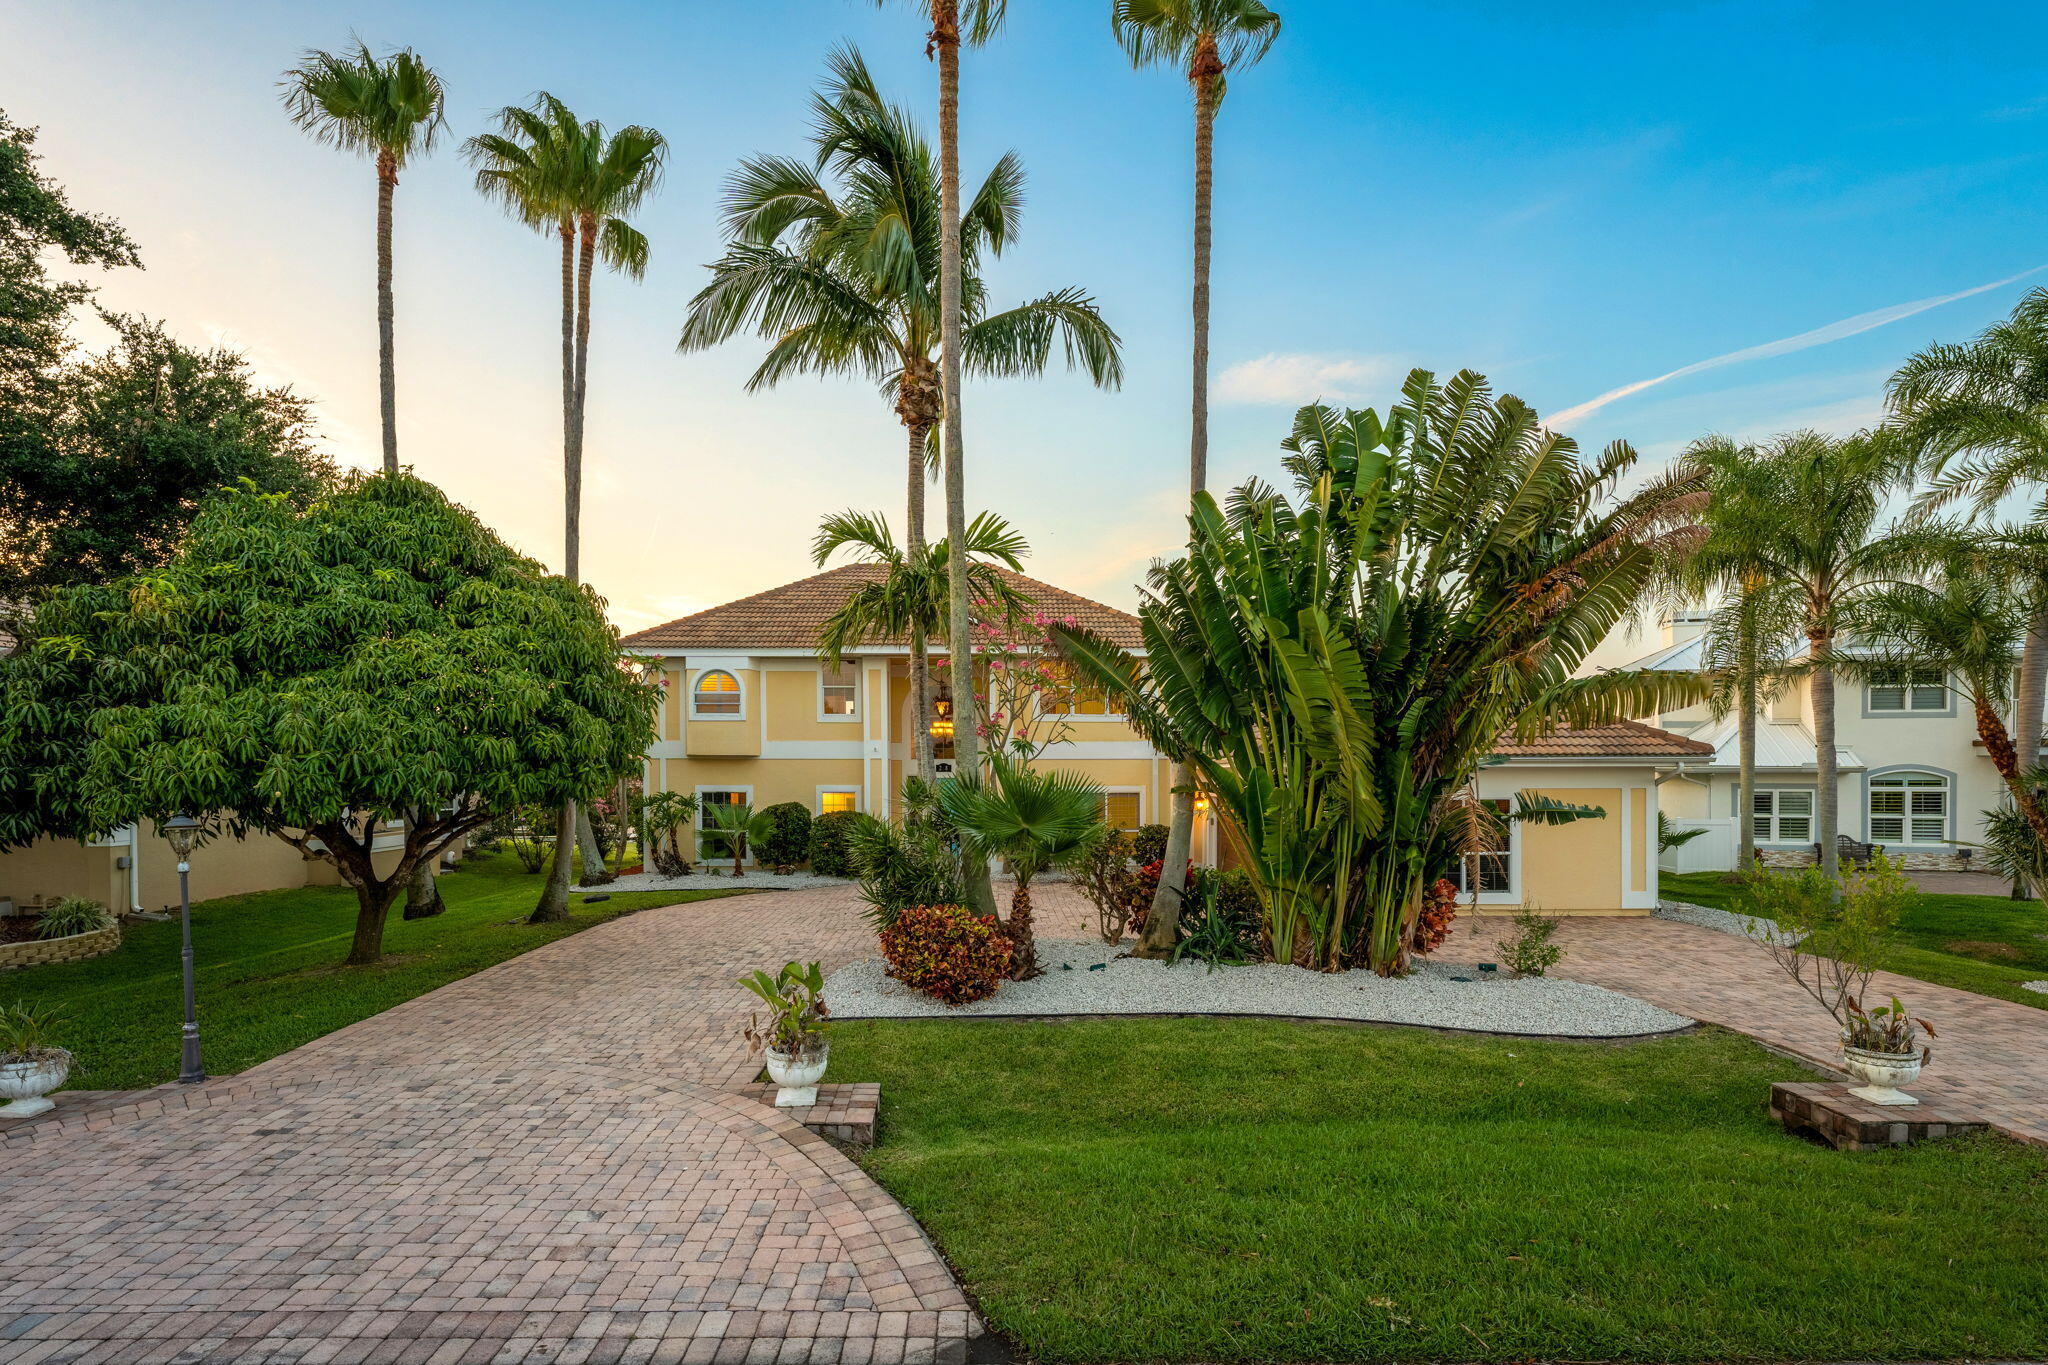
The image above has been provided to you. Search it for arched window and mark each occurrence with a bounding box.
[692,669,742,717]
[1868,769,1950,845]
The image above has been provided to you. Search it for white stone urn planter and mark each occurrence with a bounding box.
[0,1049,71,1119]
[1841,1045,1923,1107]
[764,1043,829,1108]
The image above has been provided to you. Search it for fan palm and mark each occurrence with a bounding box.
[1679,430,1906,877]
[1051,371,1709,973]
[703,802,780,879]
[467,96,665,917]
[684,47,1121,785]
[1112,0,1280,957]
[1888,289,2048,762]
[279,42,445,474]
[938,754,1108,977]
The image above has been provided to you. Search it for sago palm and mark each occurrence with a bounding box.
[1680,430,1906,877]
[1888,288,2048,758]
[938,754,1108,978]
[1052,371,1709,973]
[684,47,1121,784]
[279,41,445,474]
[1112,0,1280,957]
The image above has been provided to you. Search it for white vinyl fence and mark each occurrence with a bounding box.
[1659,817,1734,874]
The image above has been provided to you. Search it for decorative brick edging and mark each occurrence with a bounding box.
[0,921,120,971]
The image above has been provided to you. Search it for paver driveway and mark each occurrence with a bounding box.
[0,885,973,1365]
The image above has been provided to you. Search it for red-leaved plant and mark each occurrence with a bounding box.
[879,905,1016,1006]
[1412,878,1459,955]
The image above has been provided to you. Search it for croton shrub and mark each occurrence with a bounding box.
[1412,877,1459,955]
[880,904,1015,1005]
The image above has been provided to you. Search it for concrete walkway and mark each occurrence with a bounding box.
[0,888,972,1365]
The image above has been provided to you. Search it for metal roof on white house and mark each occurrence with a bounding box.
[1679,714,1865,774]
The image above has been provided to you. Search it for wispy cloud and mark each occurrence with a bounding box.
[1214,352,1401,406]
[1545,265,2048,431]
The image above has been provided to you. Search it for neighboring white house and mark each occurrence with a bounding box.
[1627,614,2005,873]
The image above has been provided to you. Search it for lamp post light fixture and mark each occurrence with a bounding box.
[161,814,205,1085]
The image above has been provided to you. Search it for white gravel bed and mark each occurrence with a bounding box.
[1655,899,1802,946]
[600,868,855,893]
[828,938,1693,1038]
[2023,981,2048,996]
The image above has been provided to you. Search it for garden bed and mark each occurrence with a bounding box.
[0,921,122,971]
[829,937,1691,1037]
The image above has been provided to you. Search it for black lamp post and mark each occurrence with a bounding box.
[161,814,205,1084]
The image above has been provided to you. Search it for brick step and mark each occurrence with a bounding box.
[737,1080,879,1150]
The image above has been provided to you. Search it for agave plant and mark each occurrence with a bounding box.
[1051,371,1708,973]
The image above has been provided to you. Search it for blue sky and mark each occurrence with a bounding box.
[7,1,2047,641]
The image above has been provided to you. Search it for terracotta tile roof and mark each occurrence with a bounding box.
[1492,719,1715,760]
[619,563,1145,651]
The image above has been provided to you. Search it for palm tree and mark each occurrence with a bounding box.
[1888,288,2048,767]
[279,41,445,474]
[1680,430,1905,878]
[466,97,665,919]
[1112,0,1281,958]
[812,508,1032,763]
[683,48,1122,785]
[1694,578,1799,870]
[938,754,1108,977]
[704,802,779,878]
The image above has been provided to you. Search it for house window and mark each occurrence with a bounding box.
[1752,789,1814,844]
[821,664,858,719]
[1868,770,1949,844]
[1040,666,1113,717]
[819,789,858,816]
[692,669,742,717]
[1868,668,1947,713]
[1453,799,1511,894]
[697,788,749,854]
[1098,791,1142,833]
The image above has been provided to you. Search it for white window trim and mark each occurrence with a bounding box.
[1749,786,1817,847]
[815,785,862,816]
[1098,786,1146,832]
[1865,768,1953,847]
[1864,667,1953,718]
[1463,798,1520,905]
[690,668,747,722]
[818,664,861,724]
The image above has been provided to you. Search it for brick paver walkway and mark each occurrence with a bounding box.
[1442,915,2048,1146]
[0,886,973,1364]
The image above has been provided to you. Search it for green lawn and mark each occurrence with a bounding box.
[7,852,749,1090]
[834,1017,2048,1363]
[1662,869,2048,1009]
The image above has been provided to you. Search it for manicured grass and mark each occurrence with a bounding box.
[1663,870,2048,1009]
[834,1017,2048,1363]
[7,852,751,1090]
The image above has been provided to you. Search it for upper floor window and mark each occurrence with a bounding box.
[1040,665,1114,717]
[1868,770,1949,844]
[692,669,742,717]
[1867,667,1947,713]
[820,664,858,719]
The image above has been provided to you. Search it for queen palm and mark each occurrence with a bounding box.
[280,42,445,474]
[812,508,1031,760]
[1114,0,1280,957]
[683,48,1121,784]
[938,755,1108,978]
[1680,430,1905,878]
[1888,288,2048,766]
[467,97,665,918]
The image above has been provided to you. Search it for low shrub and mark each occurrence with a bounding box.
[879,904,1015,1005]
[1131,824,1170,867]
[755,802,813,873]
[808,810,860,878]
[34,897,111,940]
[1501,906,1561,977]
[1411,878,1458,956]
[1182,867,1263,959]
[849,813,966,930]
[1075,829,1140,942]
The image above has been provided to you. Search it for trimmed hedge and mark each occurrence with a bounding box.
[755,802,813,873]
[808,810,860,878]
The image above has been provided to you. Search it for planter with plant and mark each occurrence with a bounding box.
[0,1001,70,1118]
[1747,852,1933,1106]
[740,960,832,1106]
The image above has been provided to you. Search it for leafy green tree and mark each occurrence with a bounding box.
[937,755,1108,977]
[0,314,333,598]
[0,110,139,387]
[1680,430,1905,877]
[0,475,658,965]
[1052,373,1707,973]
[1888,289,2048,760]
[280,42,446,473]
[682,47,1120,784]
[464,93,666,907]
[1112,0,1280,956]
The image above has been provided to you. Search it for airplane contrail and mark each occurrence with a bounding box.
[1546,265,2048,431]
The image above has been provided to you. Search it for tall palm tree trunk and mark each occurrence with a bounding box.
[2014,604,2048,768]
[1140,48,1223,960]
[375,149,399,474]
[932,0,992,914]
[1736,671,1757,870]
[906,419,937,786]
[1811,631,1839,879]
[1975,693,2048,847]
